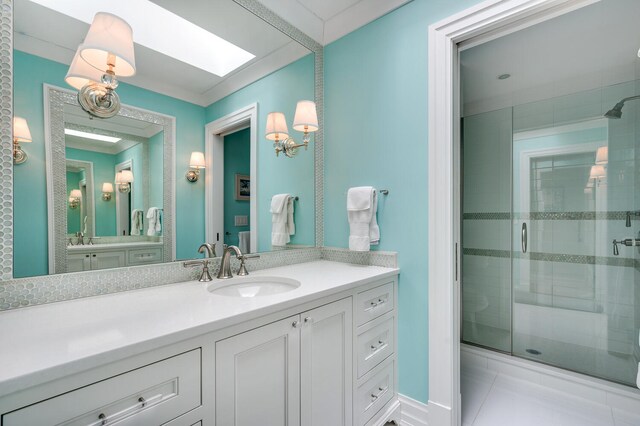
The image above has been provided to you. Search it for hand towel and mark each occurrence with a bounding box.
[347,186,380,251]
[146,207,162,236]
[131,209,143,235]
[238,231,250,254]
[271,194,295,246]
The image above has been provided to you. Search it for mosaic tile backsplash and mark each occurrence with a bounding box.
[0,247,397,311]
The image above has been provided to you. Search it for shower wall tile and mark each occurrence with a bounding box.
[463,220,510,251]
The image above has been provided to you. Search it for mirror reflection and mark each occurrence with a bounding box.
[12,0,316,279]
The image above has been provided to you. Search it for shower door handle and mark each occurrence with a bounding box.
[521,222,528,253]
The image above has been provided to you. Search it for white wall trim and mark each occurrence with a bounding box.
[399,394,429,426]
[205,103,258,252]
[427,1,600,425]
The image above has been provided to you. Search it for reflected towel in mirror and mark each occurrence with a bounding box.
[131,209,143,235]
[146,207,162,236]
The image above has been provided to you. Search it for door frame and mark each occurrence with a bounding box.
[427,0,600,424]
[205,103,258,252]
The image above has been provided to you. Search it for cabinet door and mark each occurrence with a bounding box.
[67,253,91,272]
[301,298,353,426]
[90,251,125,270]
[216,316,300,426]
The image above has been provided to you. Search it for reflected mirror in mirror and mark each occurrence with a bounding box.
[12,0,316,279]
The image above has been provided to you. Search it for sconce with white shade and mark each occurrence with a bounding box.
[65,12,136,119]
[69,189,82,209]
[186,152,206,182]
[265,100,318,158]
[102,182,114,201]
[115,170,134,193]
[13,117,32,164]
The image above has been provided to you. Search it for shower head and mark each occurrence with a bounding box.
[604,95,640,119]
[604,103,623,119]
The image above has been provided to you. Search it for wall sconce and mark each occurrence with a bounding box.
[102,182,114,201]
[265,100,318,158]
[13,117,32,165]
[186,152,206,182]
[115,170,134,193]
[69,189,82,209]
[65,12,136,119]
[595,146,608,165]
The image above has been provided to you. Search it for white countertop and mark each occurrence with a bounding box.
[0,260,398,397]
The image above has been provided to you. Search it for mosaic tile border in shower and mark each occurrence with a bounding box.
[463,247,636,268]
[463,211,636,221]
[0,247,397,311]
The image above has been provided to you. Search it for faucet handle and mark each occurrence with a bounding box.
[236,254,260,276]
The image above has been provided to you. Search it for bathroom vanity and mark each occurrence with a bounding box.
[0,261,399,425]
[67,242,165,272]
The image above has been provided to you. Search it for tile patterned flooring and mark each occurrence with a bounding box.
[461,365,640,426]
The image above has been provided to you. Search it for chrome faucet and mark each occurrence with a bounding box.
[198,243,217,258]
[75,232,84,245]
[217,245,243,279]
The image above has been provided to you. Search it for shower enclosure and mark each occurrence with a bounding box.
[461,80,640,387]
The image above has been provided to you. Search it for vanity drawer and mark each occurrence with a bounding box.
[128,247,163,265]
[356,313,394,378]
[356,281,394,326]
[3,349,201,426]
[355,358,395,425]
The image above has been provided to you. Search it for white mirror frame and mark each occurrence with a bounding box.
[43,84,176,274]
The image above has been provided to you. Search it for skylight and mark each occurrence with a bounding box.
[29,0,256,77]
[65,129,122,143]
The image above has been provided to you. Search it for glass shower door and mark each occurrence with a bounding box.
[511,87,639,386]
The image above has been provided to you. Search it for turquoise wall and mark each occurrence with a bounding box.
[323,0,483,402]
[223,128,251,247]
[66,147,118,237]
[65,171,81,234]
[206,54,315,252]
[13,50,206,276]
[149,131,164,209]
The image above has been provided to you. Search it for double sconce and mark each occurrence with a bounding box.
[186,152,205,182]
[266,100,318,158]
[68,189,82,209]
[65,12,136,119]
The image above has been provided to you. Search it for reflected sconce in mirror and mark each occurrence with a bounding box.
[186,151,205,182]
[115,170,134,193]
[595,146,608,165]
[65,12,136,119]
[265,100,318,158]
[69,189,82,209]
[589,164,606,186]
[13,117,32,165]
[102,182,114,201]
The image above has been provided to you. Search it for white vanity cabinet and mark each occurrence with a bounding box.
[67,243,163,272]
[0,265,399,426]
[215,298,353,426]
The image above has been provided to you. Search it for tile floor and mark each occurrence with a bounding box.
[461,365,640,426]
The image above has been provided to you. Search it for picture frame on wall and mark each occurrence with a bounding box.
[235,174,250,201]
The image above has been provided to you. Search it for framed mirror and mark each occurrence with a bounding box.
[9,0,322,279]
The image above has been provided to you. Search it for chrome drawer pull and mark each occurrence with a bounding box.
[92,393,161,425]
[370,386,388,401]
[366,298,386,311]
[292,320,301,328]
[370,340,385,351]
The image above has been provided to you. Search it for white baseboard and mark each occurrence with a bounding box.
[398,394,430,426]
[367,398,402,426]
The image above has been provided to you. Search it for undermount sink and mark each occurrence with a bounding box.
[207,276,301,298]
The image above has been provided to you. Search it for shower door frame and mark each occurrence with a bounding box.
[427,0,601,425]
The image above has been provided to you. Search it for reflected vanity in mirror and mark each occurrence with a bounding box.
[11,0,319,279]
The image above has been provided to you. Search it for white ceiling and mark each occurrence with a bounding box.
[461,0,640,116]
[14,0,311,106]
[255,0,411,45]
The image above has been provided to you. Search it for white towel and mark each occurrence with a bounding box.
[347,186,380,251]
[271,194,295,246]
[146,207,162,236]
[238,231,250,254]
[131,209,143,235]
